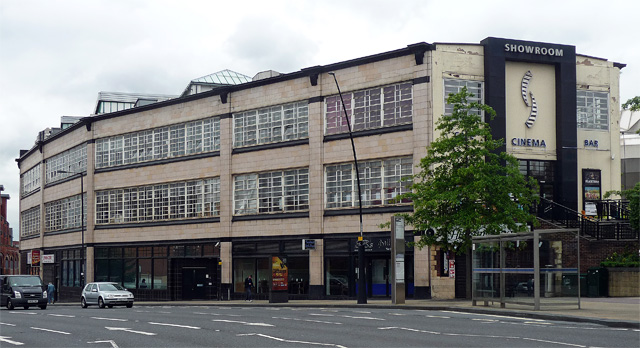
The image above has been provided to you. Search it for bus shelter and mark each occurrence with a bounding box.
[472,229,580,310]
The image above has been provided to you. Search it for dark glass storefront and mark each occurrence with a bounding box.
[325,235,414,299]
[232,240,310,300]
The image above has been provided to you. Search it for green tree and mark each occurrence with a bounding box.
[622,96,640,112]
[391,87,539,252]
[604,182,640,231]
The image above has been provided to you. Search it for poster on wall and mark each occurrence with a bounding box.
[583,169,601,203]
[271,256,288,291]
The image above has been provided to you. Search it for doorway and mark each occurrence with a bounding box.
[182,267,206,300]
[367,257,390,297]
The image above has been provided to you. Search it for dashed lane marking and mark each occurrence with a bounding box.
[238,333,347,348]
[31,327,71,335]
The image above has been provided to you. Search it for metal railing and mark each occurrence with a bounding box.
[537,198,638,241]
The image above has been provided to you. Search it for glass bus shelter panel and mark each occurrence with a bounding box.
[473,242,500,269]
[473,272,501,299]
[538,232,580,303]
[502,237,534,302]
[472,241,500,299]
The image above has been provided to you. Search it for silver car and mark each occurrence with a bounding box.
[81,282,134,308]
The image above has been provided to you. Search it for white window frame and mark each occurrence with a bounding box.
[325,157,413,209]
[44,194,86,232]
[45,144,87,184]
[21,164,41,196]
[325,83,413,135]
[95,178,220,225]
[20,206,40,238]
[233,101,309,148]
[95,117,221,169]
[233,168,309,215]
[443,79,484,118]
[577,90,609,131]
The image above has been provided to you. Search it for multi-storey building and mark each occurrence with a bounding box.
[17,37,626,302]
[1,185,20,275]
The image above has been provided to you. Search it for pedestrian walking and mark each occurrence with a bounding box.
[47,282,55,304]
[244,275,253,302]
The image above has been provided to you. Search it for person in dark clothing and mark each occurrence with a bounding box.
[244,275,253,302]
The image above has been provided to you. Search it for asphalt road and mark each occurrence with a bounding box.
[1,304,638,347]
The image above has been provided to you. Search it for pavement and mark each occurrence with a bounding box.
[51,297,640,329]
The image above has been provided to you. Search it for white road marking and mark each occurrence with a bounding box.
[0,323,17,326]
[212,319,274,327]
[388,313,406,316]
[441,310,545,322]
[31,327,71,335]
[105,327,156,336]
[91,317,128,322]
[48,314,75,318]
[0,336,24,346]
[309,313,335,317]
[341,315,385,321]
[273,316,342,325]
[426,315,450,319]
[9,311,37,315]
[378,327,586,347]
[194,312,241,317]
[148,322,201,329]
[238,333,347,348]
[88,340,119,348]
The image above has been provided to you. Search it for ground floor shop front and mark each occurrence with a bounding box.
[25,233,430,303]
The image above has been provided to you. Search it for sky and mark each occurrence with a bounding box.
[1,0,638,239]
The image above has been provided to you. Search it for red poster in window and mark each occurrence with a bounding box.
[272,256,288,291]
[31,250,41,267]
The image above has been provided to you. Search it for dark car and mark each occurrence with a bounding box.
[81,282,134,308]
[0,275,48,310]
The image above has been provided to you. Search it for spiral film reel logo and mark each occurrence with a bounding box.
[521,70,538,128]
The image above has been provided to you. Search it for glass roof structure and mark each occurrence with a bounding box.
[191,69,252,85]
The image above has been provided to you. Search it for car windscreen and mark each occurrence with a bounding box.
[99,283,125,291]
[9,276,43,287]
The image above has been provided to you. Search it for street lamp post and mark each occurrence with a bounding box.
[328,72,367,304]
[60,170,85,287]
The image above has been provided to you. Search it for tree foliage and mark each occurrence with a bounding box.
[391,87,540,252]
[622,96,640,112]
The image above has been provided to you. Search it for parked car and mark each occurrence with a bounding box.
[0,275,48,310]
[81,282,134,308]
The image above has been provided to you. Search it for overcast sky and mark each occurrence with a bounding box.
[1,0,638,239]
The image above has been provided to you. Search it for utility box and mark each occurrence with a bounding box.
[587,267,609,297]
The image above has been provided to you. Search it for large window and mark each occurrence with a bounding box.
[233,101,309,148]
[95,178,220,225]
[44,194,86,232]
[21,164,41,196]
[61,249,83,287]
[234,168,309,215]
[577,90,609,130]
[45,144,87,184]
[443,79,483,116]
[95,117,221,169]
[325,83,412,135]
[325,157,412,209]
[20,206,40,238]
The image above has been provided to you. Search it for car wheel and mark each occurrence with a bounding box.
[7,298,14,310]
[98,297,105,309]
[81,297,88,308]
[107,304,113,308]
[126,303,133,308]
[39,305,47,310]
